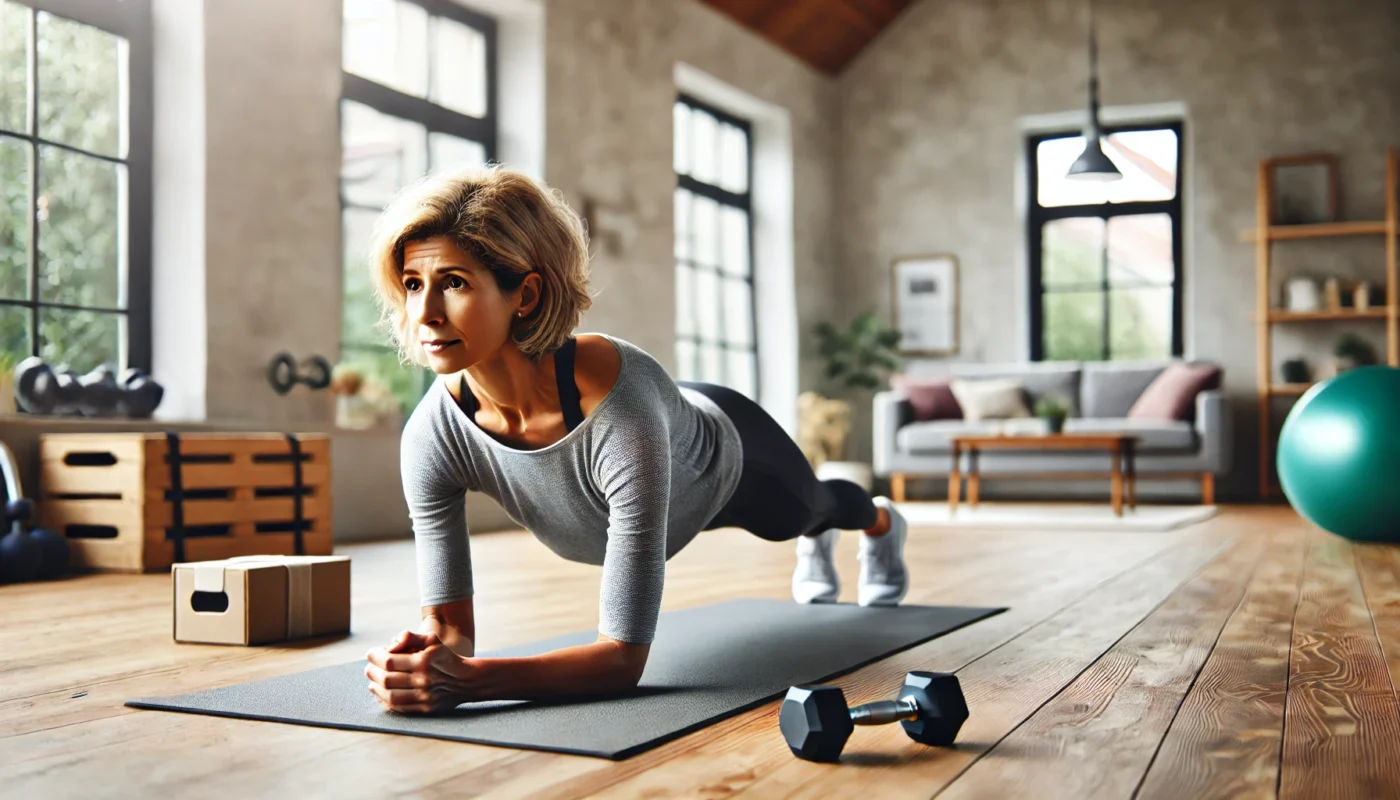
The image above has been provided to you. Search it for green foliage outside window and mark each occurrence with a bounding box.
[0,7,127,374]
[1042,233,1167,362]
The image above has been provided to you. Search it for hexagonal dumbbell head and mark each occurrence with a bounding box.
[779,684,854,762]
[899,671,968,746]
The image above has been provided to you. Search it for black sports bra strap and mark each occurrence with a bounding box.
[455,340,584,432]
[554,337,585,432]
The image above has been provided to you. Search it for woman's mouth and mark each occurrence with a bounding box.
[422,339,461,355]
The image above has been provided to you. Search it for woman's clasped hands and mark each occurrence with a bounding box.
[365,616,477,714]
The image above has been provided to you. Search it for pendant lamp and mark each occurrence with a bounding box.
[1067,0,1122,182]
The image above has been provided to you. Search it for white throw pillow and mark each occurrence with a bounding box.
[950,378,1031,422]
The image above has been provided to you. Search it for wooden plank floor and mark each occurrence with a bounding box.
[4,505,1400,798]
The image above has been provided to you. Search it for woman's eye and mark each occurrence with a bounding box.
[447,276,467,290]
[404,277,422,292]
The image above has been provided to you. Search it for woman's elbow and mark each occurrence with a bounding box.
[602,638,651,689]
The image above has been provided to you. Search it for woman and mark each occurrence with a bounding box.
[363,166,909,714]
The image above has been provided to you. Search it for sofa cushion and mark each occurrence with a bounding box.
[1128,363,1223,421]
[950,362,1082,417]
[890,374,962,421]
[896,418,1048,453]
[1063,418,1197,452]
[950,378,1032,422]
[1080,362,1167,418]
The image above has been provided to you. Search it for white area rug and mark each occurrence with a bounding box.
[894,502,1218,532]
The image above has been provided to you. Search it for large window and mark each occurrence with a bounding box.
[1027,122,1183,361]
[340,0,496,412]
[0,0,151,375]
[673,93,758,400]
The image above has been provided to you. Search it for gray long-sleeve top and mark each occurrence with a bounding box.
[399,333,744,644]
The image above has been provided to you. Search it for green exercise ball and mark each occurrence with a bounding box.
[1277,365,1400,542]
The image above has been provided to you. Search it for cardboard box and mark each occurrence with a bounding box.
[174,555,351,645]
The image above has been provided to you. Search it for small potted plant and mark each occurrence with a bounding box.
[805,312,901,488]
[1034,394,1070,434]
[1333,332,1377,374]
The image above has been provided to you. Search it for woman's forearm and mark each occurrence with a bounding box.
[461,639,649,702]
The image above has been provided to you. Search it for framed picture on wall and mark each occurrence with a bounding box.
[891,254,959,356]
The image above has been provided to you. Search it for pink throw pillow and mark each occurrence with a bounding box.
[891,375,963,421]
[1128,363,1222,421]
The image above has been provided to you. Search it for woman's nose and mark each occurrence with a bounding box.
[411,290,445,325]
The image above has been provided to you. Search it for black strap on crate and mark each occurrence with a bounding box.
[285,433,306,555]
[164,431,188,563]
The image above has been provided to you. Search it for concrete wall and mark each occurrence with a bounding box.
[544,0,840,396]
[838,0,1400,498]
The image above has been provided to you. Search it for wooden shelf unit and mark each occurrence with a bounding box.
[1254,149,1399,499]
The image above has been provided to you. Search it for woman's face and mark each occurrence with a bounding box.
[401,235,535,374]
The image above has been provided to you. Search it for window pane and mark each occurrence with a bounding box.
[1104,129,1177,203]
[1042,217,1103,289]
[1037,129,1177,207]
[675,264,694,338]
[431,16,486,118]
[37,11,124,158]
[673,187,691,261]
[342,208,382,347]
[428,132,486,174]
[40,307,120,372]
[722,277,752,346]
[692,194,717,269]
[1110,288,1172,360]
[695,266,720,343]
[1,1,29,135]
[691,109,717,186]
[700,343,722,384]
[0,304,28,364]
[38,145,121,308]
[725,349,755,399]
[342,0,428,97]
[339,344,430,416]
[0,135,29,299]
[719,206,749,278]
[718,123,747,194]
[673,102,689,176]
[1107,213,1173,286]
[675,338,696,381]
[1043,291,1103,361]
[341,100,427,208]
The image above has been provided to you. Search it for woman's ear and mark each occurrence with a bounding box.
[517,272,544,317]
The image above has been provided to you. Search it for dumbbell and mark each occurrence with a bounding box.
[779,671,968,762]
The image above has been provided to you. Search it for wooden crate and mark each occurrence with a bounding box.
[38,432,333,573]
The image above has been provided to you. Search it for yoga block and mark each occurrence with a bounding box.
[37,432,332,572]
[174,555,351,645]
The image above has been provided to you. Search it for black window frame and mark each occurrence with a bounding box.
[338,0,498,369]
[1,0,154,371]
[1026,119,1185,362]
[674,91,759,401]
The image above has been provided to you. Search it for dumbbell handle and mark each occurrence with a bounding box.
[849,696,920,726]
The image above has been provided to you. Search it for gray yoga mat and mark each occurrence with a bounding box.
[128,598,1003,760]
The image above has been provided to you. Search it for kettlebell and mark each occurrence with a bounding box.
[29,528,68,579]
[0,528,41,583]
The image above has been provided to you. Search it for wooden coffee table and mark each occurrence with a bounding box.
[948,433,1139,516]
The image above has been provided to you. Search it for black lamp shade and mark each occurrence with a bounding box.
[1067,136,1122,182]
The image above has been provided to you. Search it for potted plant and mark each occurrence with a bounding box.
[1333,332,1377,374]
[1034,394,1070,434]
[801,313,901,486]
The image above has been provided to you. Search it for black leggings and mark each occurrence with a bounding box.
[680,381,879,541]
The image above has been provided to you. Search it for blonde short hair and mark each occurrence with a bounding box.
[367,164,593,364]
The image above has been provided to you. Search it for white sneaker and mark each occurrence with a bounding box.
[858,497,908,607]
[793,528,840,604]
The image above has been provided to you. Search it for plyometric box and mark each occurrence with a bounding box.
[38,432,333,573]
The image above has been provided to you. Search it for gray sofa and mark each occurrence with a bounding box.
[873,360,1231,503]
